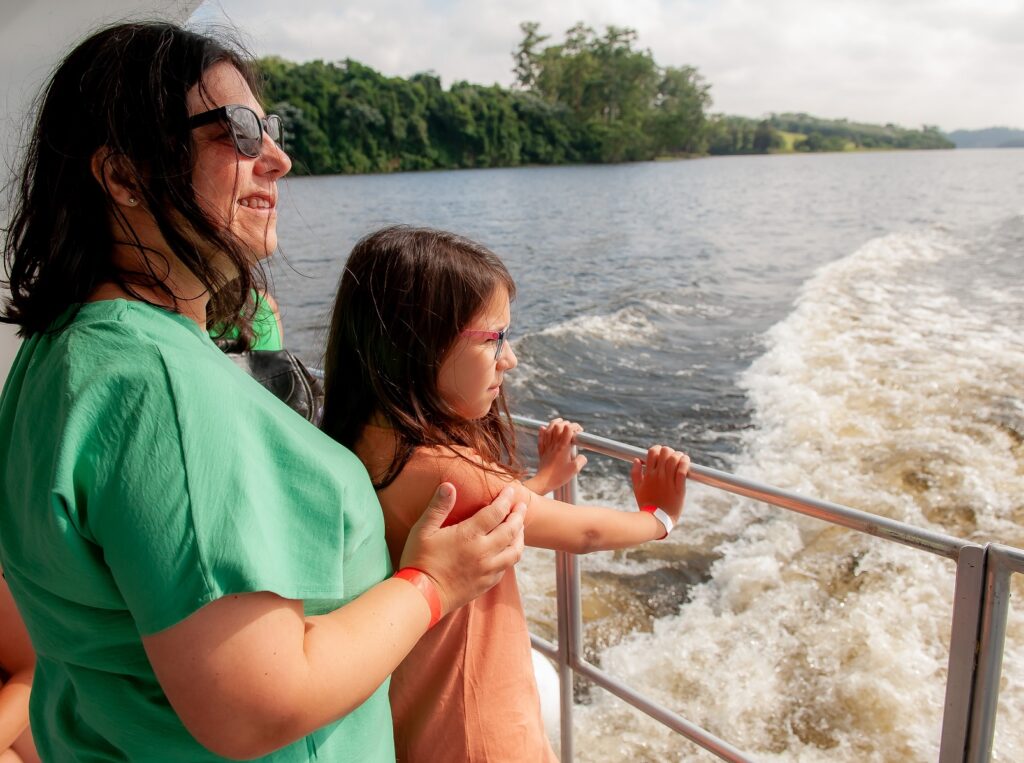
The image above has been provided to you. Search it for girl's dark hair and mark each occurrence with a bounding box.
[322,226,520,489]
[2,21,267,337]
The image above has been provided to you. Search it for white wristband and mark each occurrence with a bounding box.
[640,505,674,540]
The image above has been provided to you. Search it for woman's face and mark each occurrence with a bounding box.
[438,286,518,420]
[186,62,291,262]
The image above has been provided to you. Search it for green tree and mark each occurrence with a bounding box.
[706,116,757,154]
[647,66,711,155]
[794,132,847,152]
[515,21,702,162]
[512,21,548,91]
[272,102,332,175]
[257,21,715,174]
[752,119,784,153]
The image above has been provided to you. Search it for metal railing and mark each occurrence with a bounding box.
[513,414,1019,763]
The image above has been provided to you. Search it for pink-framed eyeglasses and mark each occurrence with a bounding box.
[460,326,510,360]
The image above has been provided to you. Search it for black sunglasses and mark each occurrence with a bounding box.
[188,104,283,158]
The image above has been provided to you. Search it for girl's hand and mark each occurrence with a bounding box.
[527,418,588,495]
[631,446,691,523]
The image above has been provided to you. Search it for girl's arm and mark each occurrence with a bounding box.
[524,445,690,553]
[443,444,690,555]
[522,418,587,495]
[0,578,34,753]
[141,484,526,761]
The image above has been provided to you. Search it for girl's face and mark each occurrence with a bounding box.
[438,286,518,420]
[186,62,291,264]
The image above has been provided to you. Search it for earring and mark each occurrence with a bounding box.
[127,196,138,206]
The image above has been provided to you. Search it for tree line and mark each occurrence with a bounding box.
[707,113,952,154]
[260,22,952,176]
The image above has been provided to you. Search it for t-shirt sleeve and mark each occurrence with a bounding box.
[84,340,378,635]
[250,292,283,351]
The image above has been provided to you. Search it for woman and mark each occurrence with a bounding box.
[0,22,525,762]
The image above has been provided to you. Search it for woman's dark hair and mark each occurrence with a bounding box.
[2,21,268,337]
[322,226,521,489]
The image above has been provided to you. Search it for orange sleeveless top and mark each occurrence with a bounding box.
[356,427,556,762]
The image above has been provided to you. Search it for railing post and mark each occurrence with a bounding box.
[554,453,582,763]
[966,546,1013,762]
[938,544,987,762]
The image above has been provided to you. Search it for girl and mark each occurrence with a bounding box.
[323,226,690,761]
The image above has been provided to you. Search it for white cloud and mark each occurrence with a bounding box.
[192,0,1024,130]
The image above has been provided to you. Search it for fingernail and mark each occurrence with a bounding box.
[439,483,454,499]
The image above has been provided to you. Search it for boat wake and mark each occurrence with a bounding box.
[521,221,1024,761]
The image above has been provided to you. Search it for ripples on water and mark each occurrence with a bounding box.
[270,149,1024,761]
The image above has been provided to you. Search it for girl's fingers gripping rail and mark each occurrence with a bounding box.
[631,446,692,533]
[532,418,588,494]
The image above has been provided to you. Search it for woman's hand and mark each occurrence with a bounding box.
[525,418,587,495]
[399,484,526,616]
[630,446,691,523]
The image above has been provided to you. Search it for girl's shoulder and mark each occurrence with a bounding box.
[413,443,484,466]
[403,445,525,526]
[372,444,485,529]
[364,433,529,526]
[403,444,488,490]
[353,428,477,495]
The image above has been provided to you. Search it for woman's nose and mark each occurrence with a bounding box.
[258,136,292,177]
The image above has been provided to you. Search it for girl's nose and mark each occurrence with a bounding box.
[499,343,517,370]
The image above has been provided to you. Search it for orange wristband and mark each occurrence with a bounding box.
[640,504,673,540]
[394,567,442,628]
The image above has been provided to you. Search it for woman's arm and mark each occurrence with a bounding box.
[0,579,35,753]
[142,484,526,761]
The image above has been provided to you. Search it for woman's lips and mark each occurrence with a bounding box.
[238,194,275,209]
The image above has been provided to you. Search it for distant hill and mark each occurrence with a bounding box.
[707,112,953,156]
[945,127,1024,149]
[769,113,953,150]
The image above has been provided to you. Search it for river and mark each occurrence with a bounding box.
[269,148,1024,762]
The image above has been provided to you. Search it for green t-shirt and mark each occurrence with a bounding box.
[0,300,393,762]
[212,290,284,351]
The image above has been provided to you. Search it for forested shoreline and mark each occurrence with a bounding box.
[261,22,954,176]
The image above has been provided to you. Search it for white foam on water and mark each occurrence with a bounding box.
[537,306,658,344]
[558,229,1024,761]
[503,351,547,392]
[650,297,735,321]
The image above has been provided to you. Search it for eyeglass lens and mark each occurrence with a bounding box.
[227,106,282,157]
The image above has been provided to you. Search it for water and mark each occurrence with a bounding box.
[268,148,1024,761]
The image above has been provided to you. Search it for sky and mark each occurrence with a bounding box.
[191,0,1024,132]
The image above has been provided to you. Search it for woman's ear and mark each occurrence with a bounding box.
[90,147,140,208]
